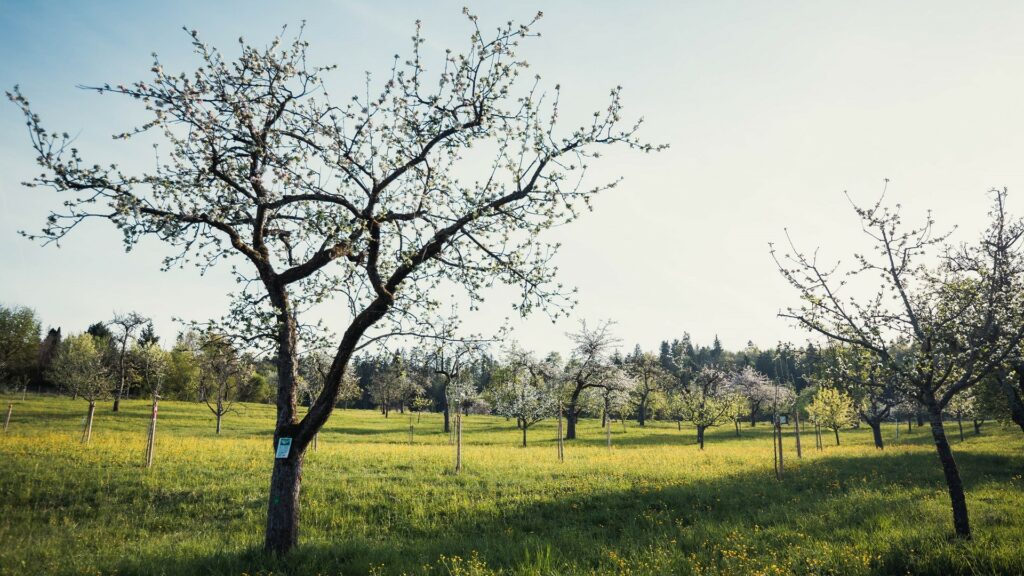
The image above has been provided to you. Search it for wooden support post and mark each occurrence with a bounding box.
[3,403,12,432]
[454,412,463,474]
[145,400,158,468]
[557,404,564,462]
[794,410,802,459]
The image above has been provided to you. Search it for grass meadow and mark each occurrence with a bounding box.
[0,395,1022,575]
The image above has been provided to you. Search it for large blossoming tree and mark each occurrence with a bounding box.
[7,11,661,553]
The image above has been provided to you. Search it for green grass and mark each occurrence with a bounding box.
[0,395,1022,575]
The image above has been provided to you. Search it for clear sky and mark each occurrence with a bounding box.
[2,0,1023,355]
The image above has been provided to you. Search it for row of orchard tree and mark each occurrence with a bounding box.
[0,303,1011,448]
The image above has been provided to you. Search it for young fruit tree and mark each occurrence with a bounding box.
[133,338,168,467]
[107,312,149,412]
[772,190,1024,538]
[946,392,978,443]
[427,331,492,435]
[674,366,733,450]
[7,11,661,551]
[199,334,249,434]
[445,372,477,472]
[819,344,901,449]
[298,350,359,450]
[48,333,114,443]
[624,348,669,427]
[599,366,635,448]
[730,366,774,426]
[562,321,622,439]
[488,346,558,447]
[804,388,855,446]
[368,355,417,418]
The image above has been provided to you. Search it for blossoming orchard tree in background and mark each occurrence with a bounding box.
[7,11,662,553]
[772,190,1024,539]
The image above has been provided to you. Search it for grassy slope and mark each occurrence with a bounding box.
[0,395,1021,576]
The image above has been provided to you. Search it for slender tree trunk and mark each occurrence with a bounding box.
[833,428,840,446]
[957,414,964,442]
[907,418,912,433]
[638,402,646,427]
[916,411,924,427]
[522,423,527,447]
[676,419,681,431]
[313,433,318,452]
[750,410,756,427]
[443,405,450,434]
[696,425,705,450]
[734,420,740,437]
[3,403,11,432]
[606,417,611,450]
[794,410,802,458]
[216,411,222,435]
[973,419,982,435]
[869,419,884,449]
[82,401,95,443]
[927,406,971,538]
[113,356,126,412]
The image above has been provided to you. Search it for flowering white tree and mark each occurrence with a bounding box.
[816,344,901,449]
[773,190,1024,538]
[488,346,557,447]
[563,320,622,439]
[598,366,635,448]
[624,350,669,427]
[730,366,774,426]
[946,391,978,442]
[7,11,661,552]
[675,366,733,450]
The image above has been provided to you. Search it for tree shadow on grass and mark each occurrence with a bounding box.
[101,447,1024,576]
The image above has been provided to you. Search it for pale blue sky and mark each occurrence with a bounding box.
[3,1,1024,354]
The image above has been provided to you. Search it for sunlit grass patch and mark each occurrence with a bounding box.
[0,394,1022,575]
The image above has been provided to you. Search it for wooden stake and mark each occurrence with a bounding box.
[794,410,802,459]
[772,419,780,480]
[82,401,95,443]
[145,400,158,468]
[775,419,784,478]
[556,404,564,462]
[3,403,12,432]
[454,412,463,474]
